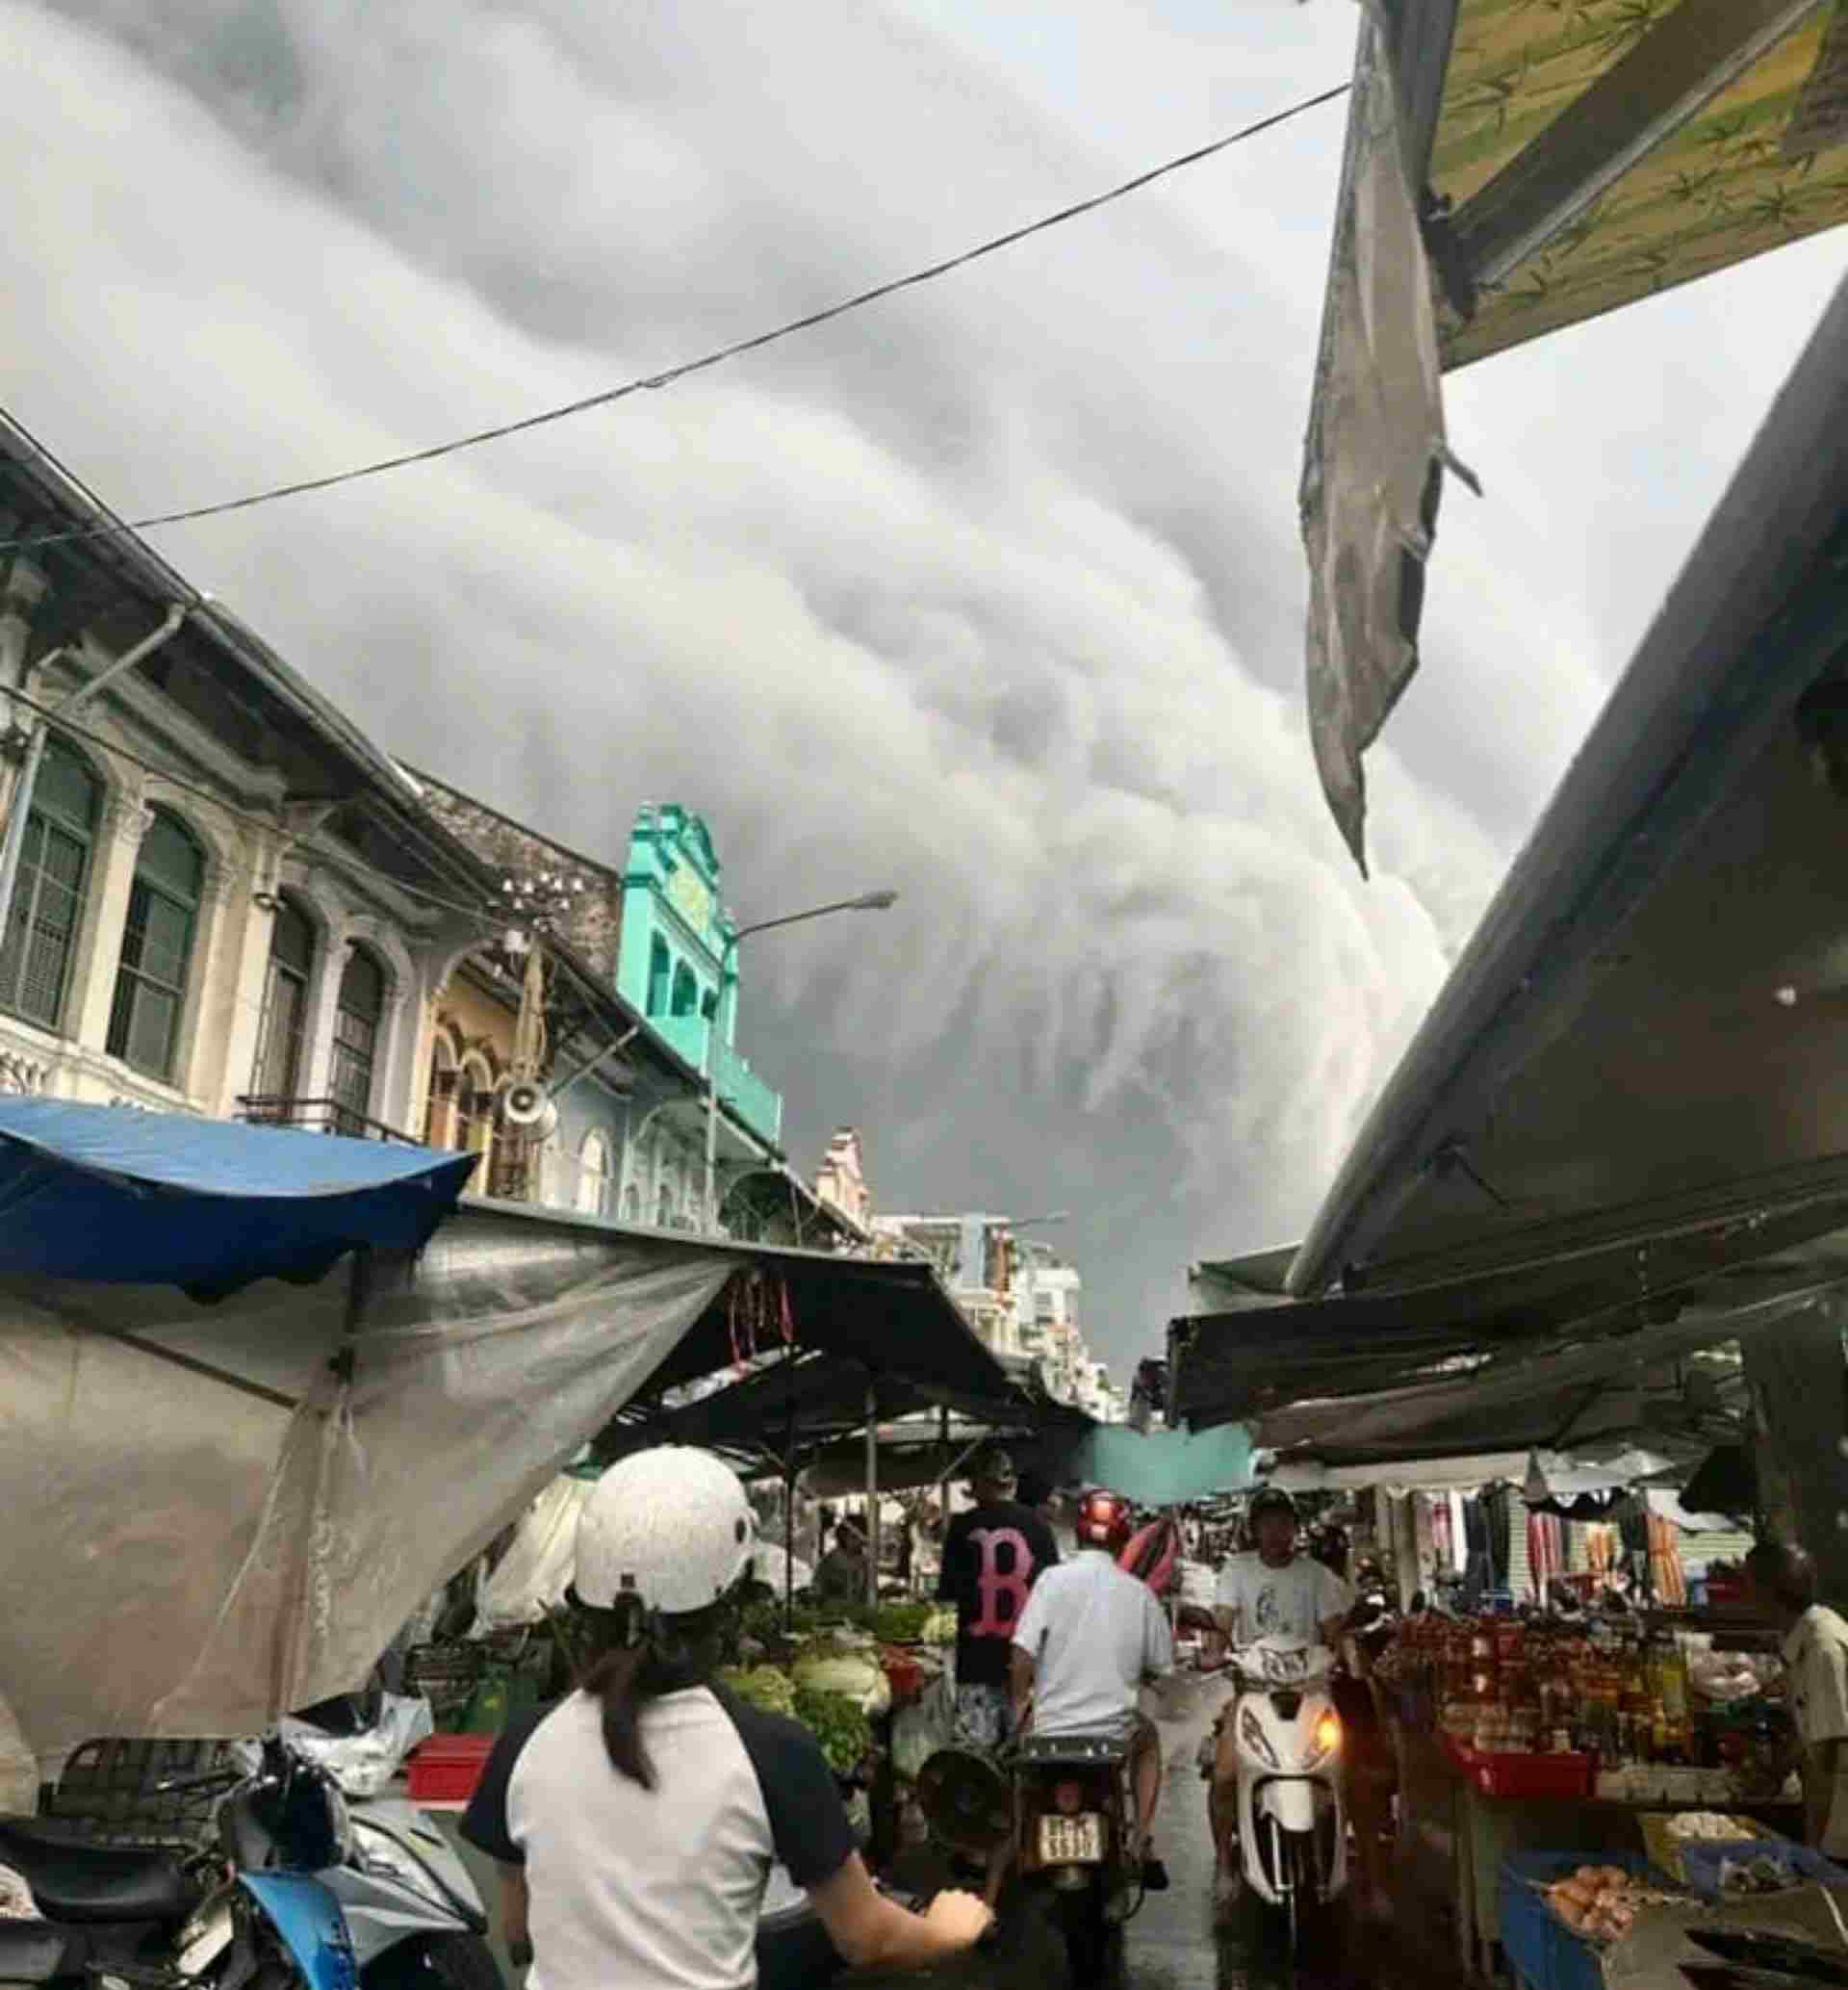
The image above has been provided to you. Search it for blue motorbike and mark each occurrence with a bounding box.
[0,1737,500,1990]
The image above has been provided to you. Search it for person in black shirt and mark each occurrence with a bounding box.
[936,1445,1058,1913]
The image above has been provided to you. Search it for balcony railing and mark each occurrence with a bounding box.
[710,1038,783,1146]
[237,1096,420,1145]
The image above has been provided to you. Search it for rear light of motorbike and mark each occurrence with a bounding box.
[1053,1780,1085,1816]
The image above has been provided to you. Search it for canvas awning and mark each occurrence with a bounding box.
[1304,0,1848,865]
[0,1098,476,1296]
[0,1185,1014,1759]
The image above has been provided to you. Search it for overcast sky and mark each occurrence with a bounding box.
[7,0,1846,1369]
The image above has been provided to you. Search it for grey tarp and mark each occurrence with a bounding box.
[0,1202,731,1759]
[1301,2,1455,871]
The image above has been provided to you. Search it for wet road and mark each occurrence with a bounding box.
[869,1670,1448,1990]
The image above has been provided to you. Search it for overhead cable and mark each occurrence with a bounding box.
[0,80,1348,554]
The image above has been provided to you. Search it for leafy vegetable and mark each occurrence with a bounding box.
[716,1666,798,1718]
[794,1688,873,1775]
[874,1601,933,1644]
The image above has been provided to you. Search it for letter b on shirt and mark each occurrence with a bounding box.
[969,1527,1034,1636]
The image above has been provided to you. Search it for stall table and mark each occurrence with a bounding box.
[1391,1719,1803,1977]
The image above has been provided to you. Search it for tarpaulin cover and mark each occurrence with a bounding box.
[1064,1423,1254,1506]
[0,1202,731,1762]
[472,1476,595,1633]
[0,1099,477,1296]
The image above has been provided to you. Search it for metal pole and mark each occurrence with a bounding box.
[865,1381,880,1612]
[703,936,734,1231]
[937,1403,951,1601]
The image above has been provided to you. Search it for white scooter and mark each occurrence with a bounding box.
[1226,1640,1348,1951]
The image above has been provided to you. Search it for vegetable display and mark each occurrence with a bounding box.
[873,1601,934,1644]
[716,1667,798,1718]
[795,1688,873,1775]
[921,1608,958,1646]
[793,1639,892,1717]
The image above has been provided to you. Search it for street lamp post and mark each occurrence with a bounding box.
[702,890,897,1232]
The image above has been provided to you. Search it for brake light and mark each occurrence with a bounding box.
[1315,1712,1341,1755]
[1053,1780,1085,1816]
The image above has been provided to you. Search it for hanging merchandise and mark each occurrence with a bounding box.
[728,1268,796,1375]
[1527,1511,1565,1600]
[1648,1510,1688,1609]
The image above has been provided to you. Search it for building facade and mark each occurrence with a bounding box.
[0,437,486,1139]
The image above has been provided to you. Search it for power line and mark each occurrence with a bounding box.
[1,81,1348,556]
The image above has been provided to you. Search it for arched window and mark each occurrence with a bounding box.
[621,1183,640,1223]
[0,739,100,1031]
[107,809,202,1080]
[329,945,387,1131]
[670,963,699,1018]
[577,1131,609,1216]
[423,1031,458,1148]
[655,1182,673,1228]
[647,937,671,1017]
[451,1055,495,1189]
[249,896,315,1103]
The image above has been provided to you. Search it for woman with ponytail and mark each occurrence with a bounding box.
[461,1447,988,1989]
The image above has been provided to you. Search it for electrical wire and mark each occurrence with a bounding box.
[0,81,1348,555]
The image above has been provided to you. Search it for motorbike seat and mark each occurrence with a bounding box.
[0,1819,200,1925]
[0,1918,85,1984]
[1015,1731,1130,1768]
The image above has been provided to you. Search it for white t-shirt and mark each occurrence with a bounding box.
[461,1688,855,1990]
[1013,1548,1174,1735]
[1215,1553,1351,1646]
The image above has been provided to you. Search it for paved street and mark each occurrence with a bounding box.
[865,1670,1449,1990]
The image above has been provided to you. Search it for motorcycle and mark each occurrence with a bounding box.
[915,1735,1141,1988]
[0,1736,500,1990]
[1223,1640,1348,1953]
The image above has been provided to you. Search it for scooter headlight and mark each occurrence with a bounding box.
[1305,1711,1342,1769]
[1239,1706,1279,1770]
[350,1820,454,1915]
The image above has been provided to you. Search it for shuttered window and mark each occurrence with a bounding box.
[0,741,99,1031]
[107,811,202,1080]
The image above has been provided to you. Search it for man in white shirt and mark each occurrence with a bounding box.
[1747,1541,1848,1854]
[1012,1487,1175,1891]
[1209,1488,1354,1912]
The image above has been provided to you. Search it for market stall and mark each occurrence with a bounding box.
[1373,1600,1804,1977]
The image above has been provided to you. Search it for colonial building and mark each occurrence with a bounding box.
[413,775,860,1246]
[0,425,488,1137]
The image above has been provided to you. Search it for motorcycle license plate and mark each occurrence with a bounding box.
[1038,1814,1105,1864]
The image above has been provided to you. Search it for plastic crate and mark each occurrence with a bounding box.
[1500,1850,1672,1990]
[406,1735,495,1804]
[1440,1732,1594,1799]
[1677,1835,1847,1901]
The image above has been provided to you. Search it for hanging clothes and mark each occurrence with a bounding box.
[1646,1511,1687,1607]
[1449,1490,1470,1575]
[1527,1511,1566,1600]
[1482,1486,1513,1589]
[1584,1523,1618,1577]
[1430,1496,1454,1573]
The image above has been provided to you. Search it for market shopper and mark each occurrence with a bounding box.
[1011,1486,1174,1891]
[812,1515,868,1607]
[1210,1488,1360,1913]
[1746,1541,1848,1853]
[936,1445,1059,1911]
[460,1448,989,1990]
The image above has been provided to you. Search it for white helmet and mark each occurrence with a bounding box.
[574,1446,757,1615]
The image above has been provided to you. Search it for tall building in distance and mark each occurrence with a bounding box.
[868,1207,1122,1420]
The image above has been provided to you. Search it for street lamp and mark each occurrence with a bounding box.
[703,891,898,1229]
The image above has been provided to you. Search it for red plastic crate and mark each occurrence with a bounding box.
[406,1735,495,1804]
[1439,1732,1594,1800]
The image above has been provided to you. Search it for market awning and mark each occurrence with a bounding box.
[0,1192,1015,1759]
[1171,1174,1848,1428]
[1303,1,1848,864]
[0,1098,477,1297]
[1287,271,1848,1300]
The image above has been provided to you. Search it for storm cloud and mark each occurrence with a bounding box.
[6,0,1845,1361]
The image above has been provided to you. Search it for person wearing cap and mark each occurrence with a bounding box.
[460,1447,988,1988]
[936,1445,1060,1913]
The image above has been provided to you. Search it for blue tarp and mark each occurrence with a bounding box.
[1065,1422,1255,1506]
[0,1099,476,1297]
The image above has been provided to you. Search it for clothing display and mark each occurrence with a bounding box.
[1645,1510,1687,1608]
